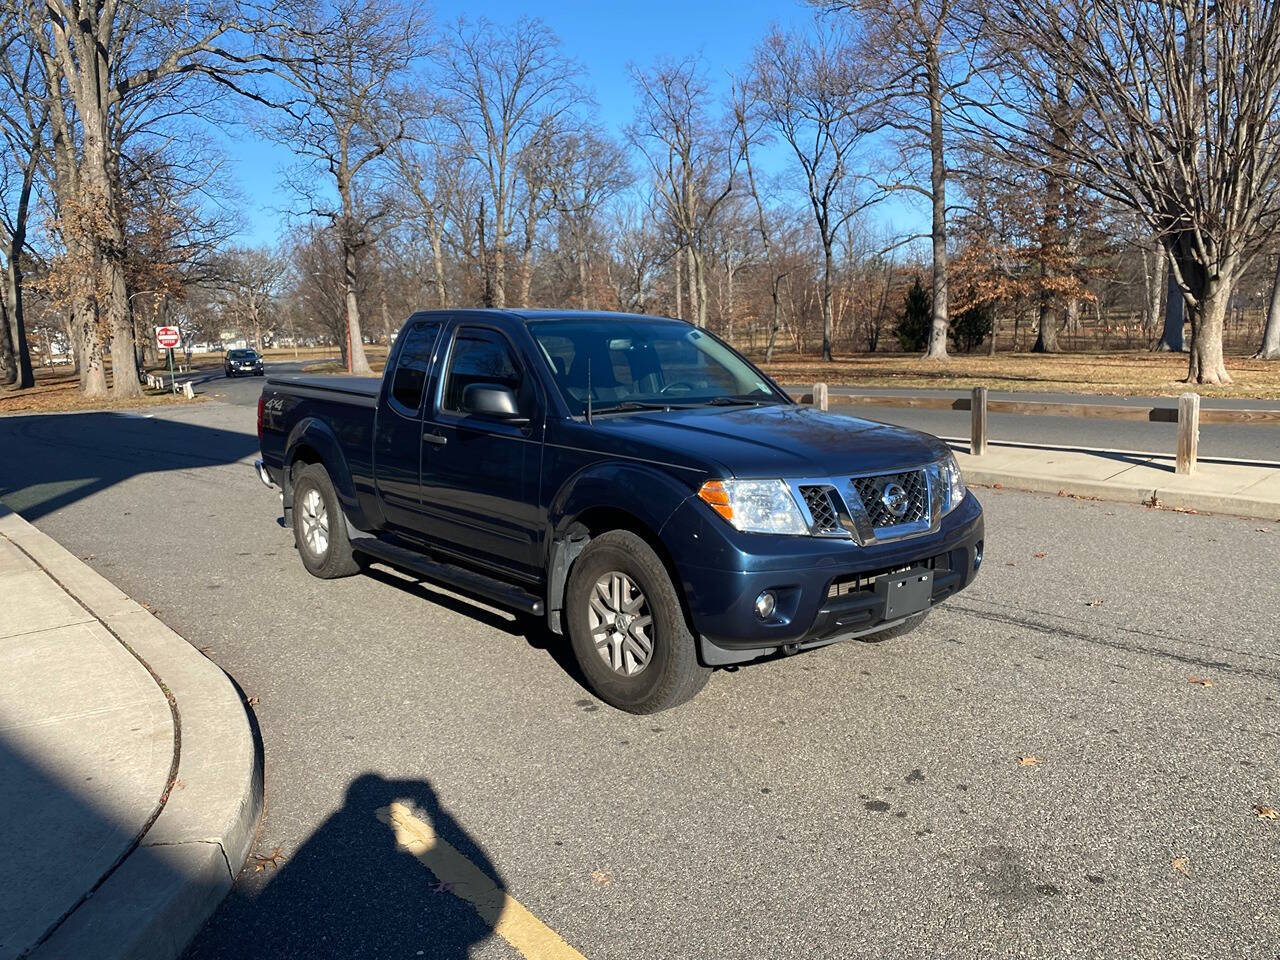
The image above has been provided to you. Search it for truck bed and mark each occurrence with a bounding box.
[265,374,382,402]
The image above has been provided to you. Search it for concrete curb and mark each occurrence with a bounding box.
[0,511,263,960]
[957,463,1280,521]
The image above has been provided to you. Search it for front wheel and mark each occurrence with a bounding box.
[565,530,709,713]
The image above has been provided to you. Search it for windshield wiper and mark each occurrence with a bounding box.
[702,395,775,406]
[589,400,686,416]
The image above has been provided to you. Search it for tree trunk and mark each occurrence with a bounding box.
[686,245,701,326]
[3,206,35,390]
[577,244,589,310]
[924,51,949,360]
[1186,274,1232,384]
[1253,256,1280,359]
[1033,300,1059,353]
[4,261,35,387]
[343,241,373,375]
[75,304,108,397]
[821,242,834,361]
[1157,260,1185,352]
[673,245,683,318]
[518,216,536,308]
[766,276,782,363]
[429,219,448,307]
[491,226,507,308]
[0,290,14,386]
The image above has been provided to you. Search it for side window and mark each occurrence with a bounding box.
[442,329,526,413]
[389,321,441,413]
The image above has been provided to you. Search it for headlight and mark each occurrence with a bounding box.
[941,452,966,512]
[698,479,809,535]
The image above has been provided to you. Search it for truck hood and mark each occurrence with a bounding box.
[588,403,950,478]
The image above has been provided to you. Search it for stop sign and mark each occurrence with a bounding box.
[155,326,180,349]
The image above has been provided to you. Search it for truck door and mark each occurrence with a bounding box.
[418,323,544,581]
[373,317,443,533]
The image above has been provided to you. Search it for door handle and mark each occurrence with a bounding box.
[422,432,448,446]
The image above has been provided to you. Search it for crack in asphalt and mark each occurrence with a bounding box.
[947,596,1280,684]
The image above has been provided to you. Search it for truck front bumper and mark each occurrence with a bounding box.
[660,492,984,666]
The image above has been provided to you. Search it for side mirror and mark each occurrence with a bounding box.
[461,383,528,423]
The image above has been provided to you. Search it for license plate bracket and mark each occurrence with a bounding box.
[875,568,933,620]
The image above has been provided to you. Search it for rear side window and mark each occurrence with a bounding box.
[442,329,524,412]
[390,321,441,413]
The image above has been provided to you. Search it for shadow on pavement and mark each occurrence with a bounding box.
[0,733,189,957]
[361,565,592,692]
[184,773,504,960]
[0,412,260,522]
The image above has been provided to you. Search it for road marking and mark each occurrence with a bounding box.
[378,802,588,960]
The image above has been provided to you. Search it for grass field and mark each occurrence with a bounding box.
[757,351,1280,400]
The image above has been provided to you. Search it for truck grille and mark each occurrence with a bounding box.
[850,470,929,528]
[798,485,841,533]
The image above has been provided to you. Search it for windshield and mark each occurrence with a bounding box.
[228,350,258,360]
[529,318,785,416]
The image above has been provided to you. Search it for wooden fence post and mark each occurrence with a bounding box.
[1176,392,1199,475]
[813,382,829,412]
[971,386,988,456]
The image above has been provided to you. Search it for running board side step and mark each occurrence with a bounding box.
[350,537,544,616]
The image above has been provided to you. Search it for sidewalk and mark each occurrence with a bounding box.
[0,507,261,960]
[951,443,1280,520]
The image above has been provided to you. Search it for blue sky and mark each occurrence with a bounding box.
[218,0,924,247]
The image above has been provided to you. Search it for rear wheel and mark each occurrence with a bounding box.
[565,530,709,713]
[291,463,360,579]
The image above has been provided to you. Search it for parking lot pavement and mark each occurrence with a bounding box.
[1,399,1278,959]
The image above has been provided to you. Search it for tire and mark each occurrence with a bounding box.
[565,530,710,713]
[291,463,360,579]
[860,610,929,643]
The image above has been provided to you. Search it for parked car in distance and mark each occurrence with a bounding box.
[225,348,264,377]
[254,309,984,712]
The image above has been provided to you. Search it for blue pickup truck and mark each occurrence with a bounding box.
[255,309,983,712]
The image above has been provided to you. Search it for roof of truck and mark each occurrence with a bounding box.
[407,308,691,326]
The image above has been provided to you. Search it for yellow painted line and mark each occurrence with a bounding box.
[377,802,588,960]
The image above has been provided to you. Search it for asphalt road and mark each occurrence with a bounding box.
[800,387,1280,463]
[1,376,1278,960]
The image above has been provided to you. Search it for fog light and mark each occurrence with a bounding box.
[974,540,984,569]
[754,591,777,620]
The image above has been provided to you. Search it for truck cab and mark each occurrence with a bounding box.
[256,309,984,712]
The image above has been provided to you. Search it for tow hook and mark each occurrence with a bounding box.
[782,642,801,656]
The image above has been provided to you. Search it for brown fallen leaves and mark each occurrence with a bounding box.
[1254,805,1279,821]
[1018,755,1041,767]
[252,847,286,871]
[1187,676,1214,688]
[1085,598,1104,608]
[590,869,613,887]
[1171,857,1191,877]
[1032,552,1047,559]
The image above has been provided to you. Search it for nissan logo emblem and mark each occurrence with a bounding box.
[880,481,910,519]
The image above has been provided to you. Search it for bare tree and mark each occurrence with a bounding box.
[991,0,1280,383]
[15,0,276,398]
[752,21,876,360]
[437,17,583,309]
[821,0,983,359]
[629,56,740,328]
[0,14,43,389]
[550,127,631,309]
[219,246,285,350]
[269,0,428,375]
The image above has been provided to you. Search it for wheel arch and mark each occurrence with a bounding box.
[544,465,696,635]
